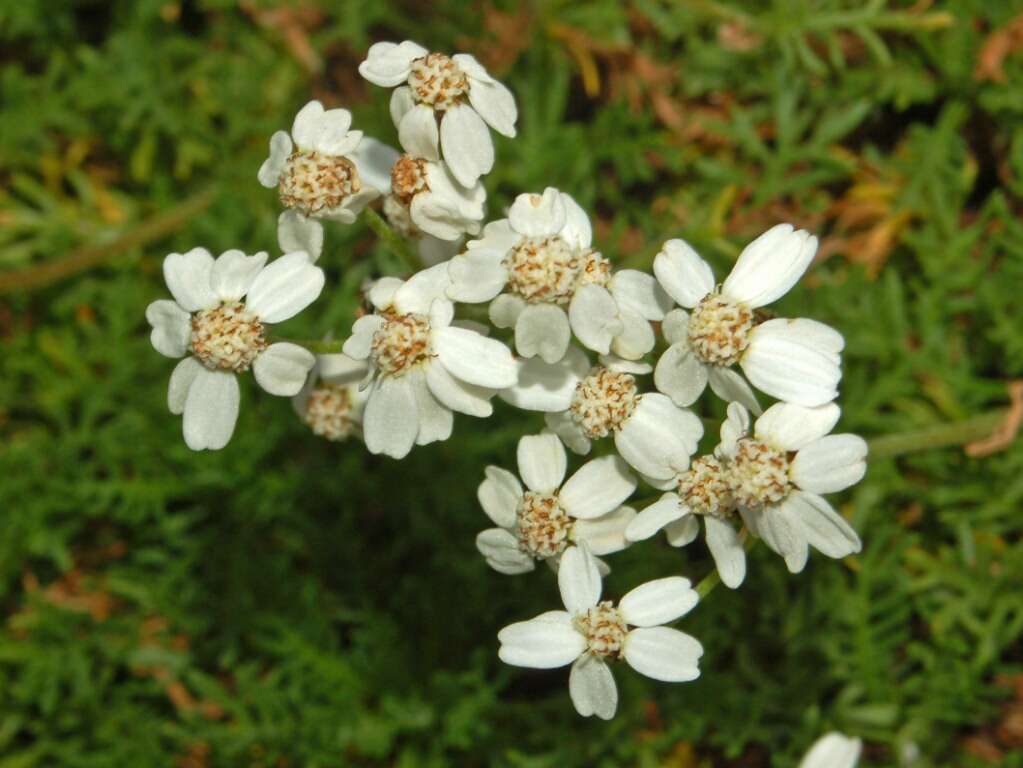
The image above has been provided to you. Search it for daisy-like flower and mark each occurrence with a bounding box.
[146,248,324,450]
[475,433,637,574]
[448,188,660,363]
[359,41,517,187]
[292,351,369,442]
[799,733,862,768]
[653,224,843,412]
[387,153,485,241]
[259,102,392,260]
[497,545,703,720]
[342,263,516,459]
[381,191,465,266]
[718,401,866,573]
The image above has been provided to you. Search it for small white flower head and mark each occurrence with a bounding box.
[449,188,659,363]
[652,224,844,412]
[381,193,464,266]
[342,264,517,459]
[475,433,638,574]
[146,248,325,450]
[497,545,704,720]
[388,153,485,241]
[719,401,866,573]
[798,733,862,768]
[292,352,369,442]
[359,41,517,187]
[259,102,390,236]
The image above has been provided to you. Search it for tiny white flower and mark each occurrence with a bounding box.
[388,153,485,241]
[292,351,369,442]
[799,733,862,768]
[718,401,866,573]
[652,224,844,412]
[259,102,391,255]
[146,248,324,450]
[475,433,637,574]
[381,191,465,265]
[359,41,517,186]
[497,545,703,720]
[342,263,516,459]
[448,188,659,363]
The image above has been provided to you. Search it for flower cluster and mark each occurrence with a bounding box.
[145,39,868,722]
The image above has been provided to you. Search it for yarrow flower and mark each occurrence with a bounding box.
[653,224,843,412]
[448,188,663,362]
[292,352,369,442]
[387,153,485,241]
[475,433,637,574]
[798,733,862,768]
[359,41,517,187]
[146,248,324,450]
[498,545,703,720]
[342,264,516,459]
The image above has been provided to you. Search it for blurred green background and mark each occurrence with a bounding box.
[2,1,1023,765]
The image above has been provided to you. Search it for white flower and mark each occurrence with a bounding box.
[342,263,517,459]
[652,224,843,412]
[259,101,388,243]
[146,248,324,450]
[359,41,517,187]
[718,401,866,573]
[799,733,862,768]
[497,545,703,720]
[388,154,485,241]
[292,351,369,442]
[475,433,637,574]
[381,191,465,265]
[448,188,661,363]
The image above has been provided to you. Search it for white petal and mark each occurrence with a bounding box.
[600,355,652,375]
[489,293,526,328]
[653,239,715,308]
[619,577,698,627]
[722,224,818,309]
[717,401,752,459]
[498,612,585,669]
[544,411,592,456]
[569,655,617,720]
[389,86,415,129]
[557,545,602,614]
[569,285,623,355]
[706,365,762,415]
[146,300,190,358]
[167,356,203,415]
[291,101,326,149]
[757,501,809,573]
[410,369,453,445]
[163,248,217,312]
[665,515,701,547]
[625,494,687,542]
[277,210,323,263]
[610,309,655,361]
[572,506,636,556]
[182,368,239,451]
[517,433,567,493]
[393,262,451,315]
[425,361,494,417]
[742,318,844,406]
[257,130,293,188]
[614,394,702,480]
[654,342,709,407]
[786,490,862,559]
[703,516,746,589]
[610,269,673,320]
[470,218,522,253]
[440,103,494,186]
[791,434,868,494]
[516,303,571,363]
[508,188,566,237]
[367,277,403,310]
[246,252,325,323]
[447,248,508,303]
[499,346,587,412]
[477,528,534,573]
[363,375,418,459]
[211,249,267,302]
[557,192,592,250]
[434,326,517,388]
[478,466,523,528]
[302,105,356,155]
[410,175,485,240]
[798,733,863,768]
[463,65,518,137]
[661,308,689,345]
[559,455,637,520]
[342,314,384,360]
[755,402,841,451]
[317,353,368,384]
[358,40,427,87]
[350,136,400,194]
[399,103,440,161]
[252,342,315,396]
[623,627,703,682]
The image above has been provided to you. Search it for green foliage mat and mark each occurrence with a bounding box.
[2,1,1022,765]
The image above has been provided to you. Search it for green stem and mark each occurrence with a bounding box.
[866,409,1008,460]
[364,208,418,273]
